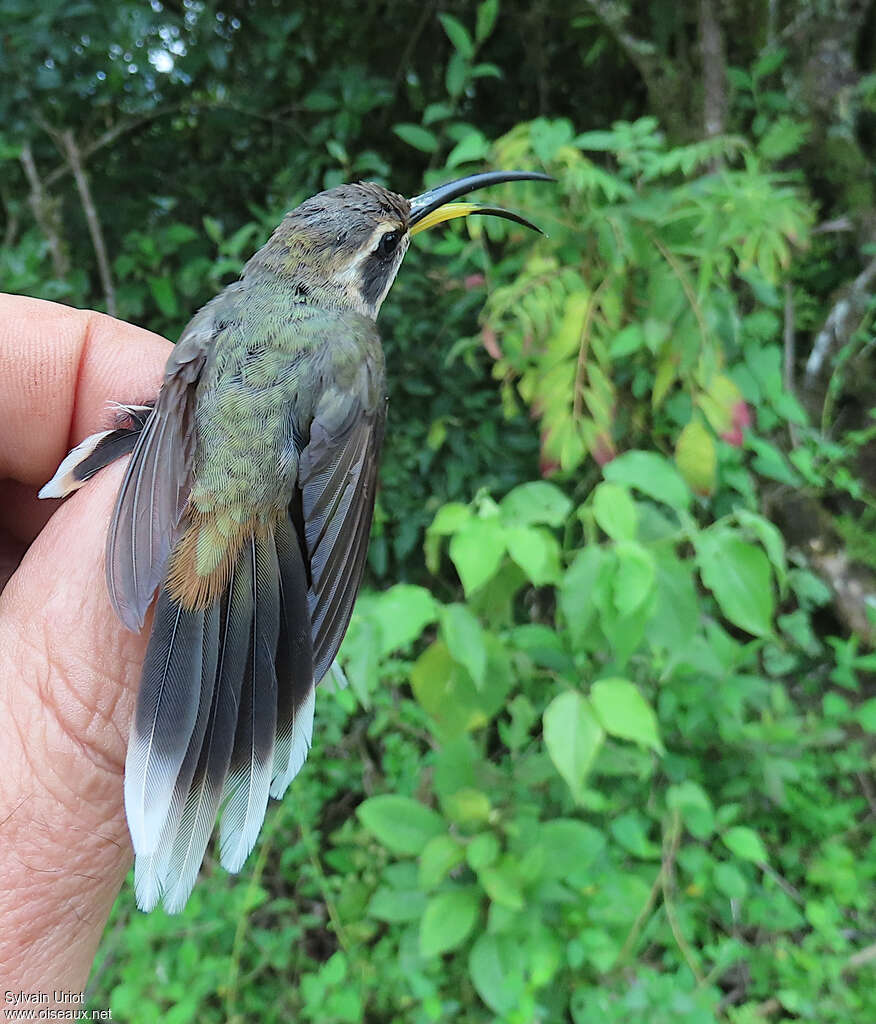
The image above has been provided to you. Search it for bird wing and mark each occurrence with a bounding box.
[106,309,216,631]
[296,347,387,685]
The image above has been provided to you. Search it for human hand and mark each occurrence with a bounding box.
[0,294,169,993]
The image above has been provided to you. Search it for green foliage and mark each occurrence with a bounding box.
[4,2,872,1020]
[479,116,812,490]
[87,100,874,1015]
[92,454,874,1021]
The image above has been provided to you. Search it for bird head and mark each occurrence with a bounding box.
[256,171,553,317]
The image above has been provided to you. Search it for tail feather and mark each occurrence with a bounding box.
[54,411,324,910]
[159,559,251,911]
[218,535,280,874]
[132,600,219,910]
[124,592,206,856]
[39,403,152,499]
[270,512,315,798]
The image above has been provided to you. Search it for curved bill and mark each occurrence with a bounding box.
[408,170,554,236]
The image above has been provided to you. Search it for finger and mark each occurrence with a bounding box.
[0,478,56,548]
[0,462,147,992]
[0,462,148,765]
[0,294,171,487]
[0,531,25,593]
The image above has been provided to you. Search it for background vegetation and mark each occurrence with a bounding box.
[2,1,875,1020]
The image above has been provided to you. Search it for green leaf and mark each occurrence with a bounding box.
[368,886,427,922]
[471,61,502,79]
[603,451,691,510]
[758,115,809,159]
[667,781,715,838]
[675,418,716,496]
[505,526,562,585]
[202,215,222,243]
[651,347,678,413]
[530,118,574,163]
[426,502,471,573]
[441,603,488,688]
[373,584,438,655]
[610,812,660,858]
[746,435,802,486]
[478,859,524,910]
[419,834,465,889]
[500,481,572,527]
[646,551,700,652]
[430,502,472,535]
[592,482,638,541]
[469,934,525,1015]
[163,223,199,247]
[301,90,337,112]
[574,129,621,151]
[447,131,490,168]
[612,541,656,616]
[559,547,606,650]
[714,862,749,899]
[475,0,499,42]
[441,787,491,826]
[393,123,439,153]
[543,692,604,801]
[722,826,768,863]
[148,276,178,317]
[609,323,645,359]
[449,517,507,594]
[539,820,606,881]
[594,561,650,667]
[697,530,775,636]
[411,638,513,738]
[357,796,445,855]
[338,613,379,707]
[856,698,876,733]
[466,833,500,870]
[419,887,480,956]
[590,678,663,754]
[445,50,468,98]
[439,13,475,58]
[752,47,786,80]
[735,507,788,590]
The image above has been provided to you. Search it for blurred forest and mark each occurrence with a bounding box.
[2,0,875,1021]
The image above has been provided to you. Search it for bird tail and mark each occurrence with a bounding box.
[127,514,315,913]
[40,400,323,912]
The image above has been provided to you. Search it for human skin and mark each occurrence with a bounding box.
[0,294,170,994]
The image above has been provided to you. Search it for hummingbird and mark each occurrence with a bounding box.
[40,170,551,912]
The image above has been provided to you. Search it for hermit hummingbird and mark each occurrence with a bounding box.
[40,170,551,912]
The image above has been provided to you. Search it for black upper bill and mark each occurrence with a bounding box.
[408,170,554,232]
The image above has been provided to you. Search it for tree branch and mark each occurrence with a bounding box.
[57,129,117,317]
[804,258,876,395]
[698,0,727,139]
[43,108,178,189]
[768,490,876,647]
[18,143,69,278]
[583,0,691,138]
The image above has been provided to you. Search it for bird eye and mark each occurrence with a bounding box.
[375,229,402,258]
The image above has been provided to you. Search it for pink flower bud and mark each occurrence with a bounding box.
[733,400,752,429]
[539,429,560,477]
[591,434,616,467]
[720,402,750,446]
[480,326,502,360]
